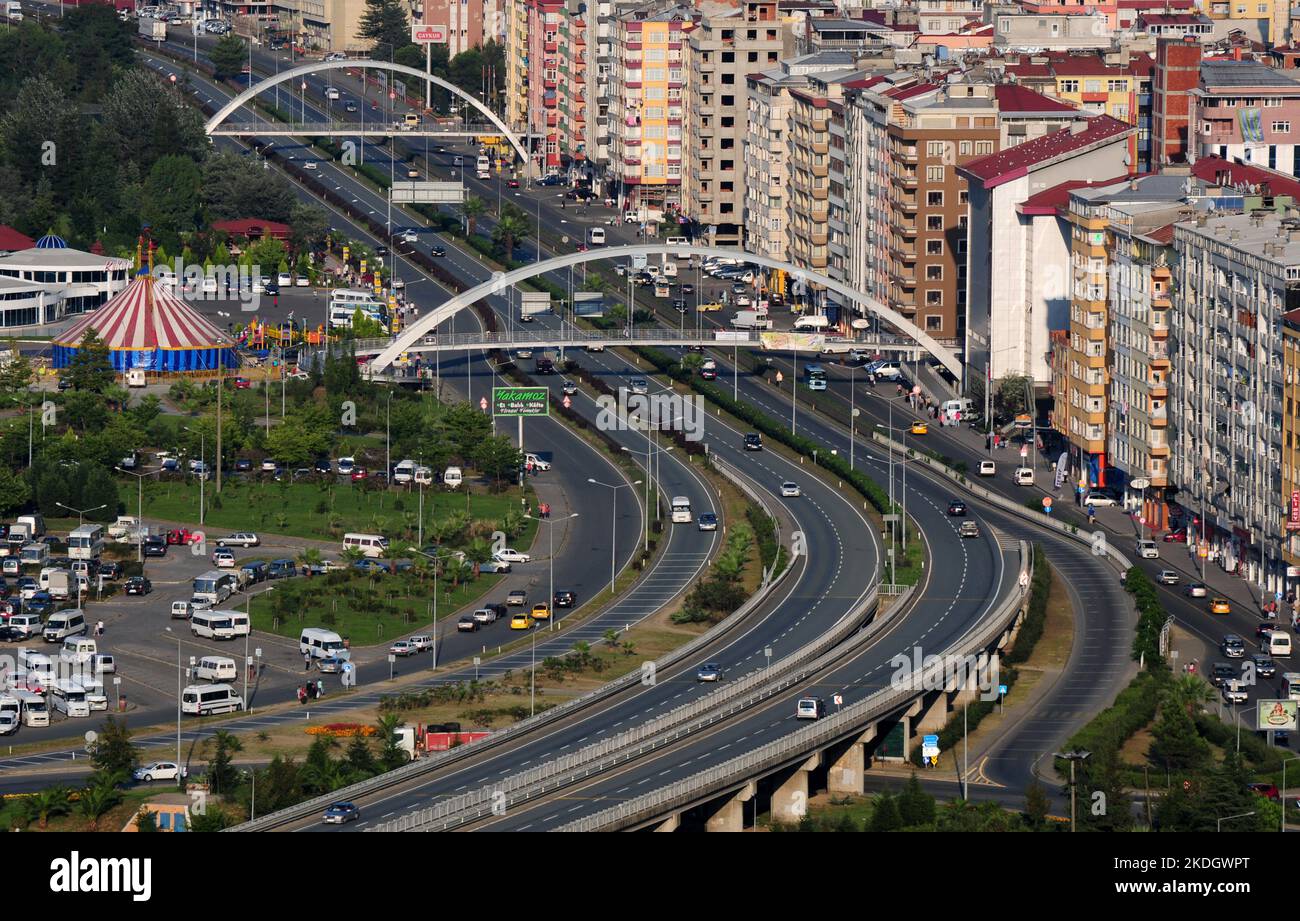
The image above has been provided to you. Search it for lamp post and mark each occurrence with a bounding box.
[164,627,186,772]
[407,546,461,670]
[116,466,160,566]
[1235,702,1259,754]
[1054,749,1091,832]
[1217,811,1255,832]
[587,477,641,594]
[54,502,106,529]
[621,439,672,553]
[183,426,207,526]
[525,512,578,631]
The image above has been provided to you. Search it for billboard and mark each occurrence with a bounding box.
[1288,490,1300,532]
[759,331,826,352]
[1256,699,1298,732]
[574,292,605,317]
[493,386,549,417]
[411,24,448,43]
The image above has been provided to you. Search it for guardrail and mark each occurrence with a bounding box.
[555,541,1030,831]
[869,432,1133,573]
[228,456,800,831]
[368,578,911,831]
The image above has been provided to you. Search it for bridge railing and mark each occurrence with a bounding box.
[214,121,503,135]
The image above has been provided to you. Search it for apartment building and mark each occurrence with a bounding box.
[503,0,529,131]
[1193,60,1300,172]
[609,6,698,221]
[1282,308,1300,575]
[423,0,485,55]
[991,12,1113,52]
[685,1,786,247]
[563,0,593,166]
[1152,37,1203,167]
[1171,209,1300,593]
[961,116,1133,386]
[525,0,567,171]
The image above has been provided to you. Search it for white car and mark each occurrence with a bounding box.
[277,272,292,286]
[389,640,418,657]
[781,482,801,498]
[524,453,551,471]
[337,457,356,475]
[217,532,260,548]
[400,230,419,244]
[629,378,649,395]
[0,712,17,735]
[212,548,236,568]
[978,460,996,477]
[494,548,532,564]
[1221,680,1248,705]
[516,348,534,360]
[295,275,310,287]
[303,160,318,170]
[1083,493,1117,507]
[133,761,187,783]
[260,460,279,473]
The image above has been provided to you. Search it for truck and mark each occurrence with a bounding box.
[730,310,773,330]
[138,16,166,41]
[107,516,140,541]
[5,2,22,22]
[520,291,552,318]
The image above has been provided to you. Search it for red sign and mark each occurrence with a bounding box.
[1042,497,1053,508]
[562,395,572,409]
[411,24,449,43]
[479,397,488,411]
[1289,490,1300,532]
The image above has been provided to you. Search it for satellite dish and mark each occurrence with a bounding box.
[851,318,870,329]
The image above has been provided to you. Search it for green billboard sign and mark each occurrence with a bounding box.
[493,386,550,417]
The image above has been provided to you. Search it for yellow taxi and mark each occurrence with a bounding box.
[910,421,929,436]
[697,301,723,312]
[1210,598,1231,615]
[510,612,531,630]
[531,603,551,621]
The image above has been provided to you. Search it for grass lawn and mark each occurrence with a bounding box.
[247,566,506,643]
[133,478,534,544]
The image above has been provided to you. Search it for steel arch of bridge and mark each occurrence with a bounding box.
[371,245,963,378]
[203,59,530,166]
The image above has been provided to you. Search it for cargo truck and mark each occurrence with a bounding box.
[139,16,166,41]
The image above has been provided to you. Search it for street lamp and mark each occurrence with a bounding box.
[1234,702,1259,754]
[406,546,463,670]
[1217,811,1255,832]
[116,466,161,565]
[621,440,672,553]
[587,477,641,594]
[183,426,207,526]
[1054,749,1091,832]
[163,627,189,775]
[525,512,578,631]
[55,502,106,528]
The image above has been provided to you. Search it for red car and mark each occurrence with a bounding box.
[1247,783,1279,802]
[350,468,368,482]
[507,179,520,189]
[1163,530,1185,543]
[233,377,252,389]
[166,528,200,545]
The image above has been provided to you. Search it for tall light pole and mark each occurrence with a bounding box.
[1055,749,1091,833]
[526,512,578,631]
[183,426,206,526]
[588,477,640,594]
[1217,811,1255,832]
[116,466,160,566]
[54,502,106,528]
[407,546,460,670]
[622,433,672,552]
[165,627,186,772]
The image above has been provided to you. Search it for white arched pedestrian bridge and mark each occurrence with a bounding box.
[370,245,963,378]
[204,59,530,167]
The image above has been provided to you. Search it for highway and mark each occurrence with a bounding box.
[138,42,1031,831]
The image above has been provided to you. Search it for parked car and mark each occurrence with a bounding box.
[124,577,152,596]
[212,548,236,568]
[217,532,260,548]
[1083,492,1117,507]
[133,762,187,783]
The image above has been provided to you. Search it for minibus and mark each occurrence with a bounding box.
[67,524,104,561]
[671,496,693,524]
[196,656,238,682]
[190,611,237,640]
[343,533,388,558]
[181,683,244,716]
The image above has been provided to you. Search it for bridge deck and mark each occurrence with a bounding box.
[211,121,503,138]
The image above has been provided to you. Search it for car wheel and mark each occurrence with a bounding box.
[143,774,153,782]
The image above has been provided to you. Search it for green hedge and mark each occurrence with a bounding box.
[746,504,780,573]
[1004,546,1050,666]
[1059,669,1167,777]
[1124,566,1167,667]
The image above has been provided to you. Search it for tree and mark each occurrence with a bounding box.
[76,780,121,832]
[210,34,249,82]
[344,732,378,779]
[443,401,492,462]
[0,342,34,392]
[24,786,71,829]
[897,771,936,826]
[134,808,158,832]
[63,329,115,394]
[90,715,138,777]
[868,793,902,832]
[79,466,121,522]
[289,201,329,252]
[376,713,408,770]
[474,435,521,488]
[1023,779,1051,829]
[208,730,243,795]
[357,0,411,59]
[1148,697,1210,772]
[0,467,29,517]
[190,807,235,831]
[462,195,486,236]
[140,155,203,241]
[492,204,531,262]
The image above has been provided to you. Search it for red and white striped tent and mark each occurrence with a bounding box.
[52,269,236,373]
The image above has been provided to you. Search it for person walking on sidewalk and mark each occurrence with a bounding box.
[1087,503,1096,525]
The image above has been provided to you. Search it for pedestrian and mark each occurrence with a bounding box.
[95,620,104,637]
[304,651,312,671]
[316,678,324,699]
[1087,503,1096,525]
[297,686,306,705]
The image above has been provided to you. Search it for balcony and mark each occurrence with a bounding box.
[1149,377,1168,398]
[889,240,916,260]
[897,195,918,213]
[891,216,917,235]
[890,264,916,285]
[895,145,917,163]
[1149,341,1170,366]
[1150,405,1168,427]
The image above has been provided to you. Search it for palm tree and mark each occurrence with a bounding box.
[1166,674,1215,716]
[76,782,122,831]
[103,384,132,413]
[492,206,531,262]
[25,786,72,829]
[299,757,348,795]
[297,547,323,571]
[463,195,486,236]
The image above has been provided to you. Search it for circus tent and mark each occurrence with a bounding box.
[52,268,237,373]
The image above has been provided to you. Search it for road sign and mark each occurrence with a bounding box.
[1042,497,1053,508]
[921,733,940,759]
[562,395,572,409]
[411,24,448,43]
[1130,477,1151,490]
[998,684,1008,696]
[493,386,550,417]
[1020,445,1028,457]
[479,397,489,411]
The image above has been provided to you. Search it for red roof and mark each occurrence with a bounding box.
[1119,0,1195,8]
[1016,177,1129,215]
[993,84,1078,114]
[0,225,35,252]
[1139,12,1208,25]
[886,82,939,101]
[211,219,291,239]
[1189,155,1300,200]
[1142,223,1177,245]
[960,116,1133,188]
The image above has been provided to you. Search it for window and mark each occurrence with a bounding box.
[926,290,943,306]
[926,215,943,231]
[975,141,994,155]
[925,315,943,331]
[1107,80,1127,92]
[1060,79,1079,93]
[927,140,946,157]
[926,239,944,256]
[1085,80,1102,93]
[927,165,945,182]
[1274,121,1291,133]
[926,265,943,281]
[927,191,944,207]
[959,140,971,156]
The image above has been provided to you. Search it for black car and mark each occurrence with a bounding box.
[314,457,332,474]
[374,245,388,257]
[98,561,122,581]
[1250,654,1277,678]
[672,299,687,312]
[234,458,253,472]
[947,500,967,517]
[535,358,556,375]
[553,590,576,608]
[265,281,280,296]
[0,625,25,643]
[143,537,167,558]
[125,577,152,596]
[681,283,694,296]
[538,174,563,186]
[744,433,763,451]
[430,245,446,257]
[57,378,72,392]
[1209,662,1236,687]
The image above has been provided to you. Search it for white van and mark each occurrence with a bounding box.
[58,637,96,664]
[1014,467,1035,486]
[588,227,606,246]
[343,533,388,559]
[18,649,54,692]
[659,259,678,278]
[793,314,830,331]
[941,398,973,418]
[205,609,249,638]
[42,610,86,643]
[670,496,693,524]
[190,611,237,640]
[196,656,238,682]
[51,679,90,718]
[443,466,463,489]
[393,459,417,484]
[181,683,244,716]
[7,612,42,638]
[301,627,349,660]
[665,236,690,257]
[414,465,433,486]
[325,86,340,100]
[19,543,48,568]
[13,689,48,727]
[1265,631,1292,657]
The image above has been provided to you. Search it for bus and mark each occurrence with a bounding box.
[803,364,828,391]
[67,524,104,561]
[670,496,692,524]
